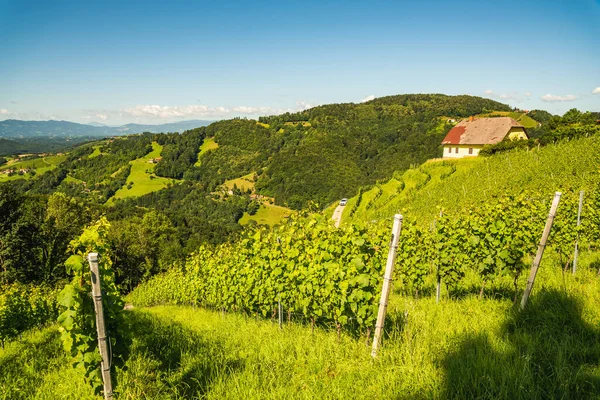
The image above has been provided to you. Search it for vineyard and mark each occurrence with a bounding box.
[1,135,600,398]
[0,284,58,346]
[128,186,600,333]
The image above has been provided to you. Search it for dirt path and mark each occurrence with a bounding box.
[331,205,345,228]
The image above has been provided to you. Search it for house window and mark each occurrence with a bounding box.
[448,147,451,153]
[455,147,459,154]
[468,148,473,154]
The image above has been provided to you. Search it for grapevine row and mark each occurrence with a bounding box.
[129,186,600,334]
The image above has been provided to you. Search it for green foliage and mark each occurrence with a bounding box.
[172,94,512,209]
[154,128,205,179]
[0,284,58,344]
[0,188,90,284]
[479,138,534,156]
[130,182,600,331]
[129,213,389,333]
[527,109,554,125]
[57,218,130,392]
[109,182,249,251]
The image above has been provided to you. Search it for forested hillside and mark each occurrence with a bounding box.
[191,94,513,208]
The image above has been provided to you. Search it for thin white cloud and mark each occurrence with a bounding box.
[295,101,314,110]
[232,106,278,114]
[0,109,10,115]
[123,105,210,118]
[83,113,108,121]
[120,102,314,120]
[540,94,577,102]
[360,95,375,103]
[483,89,523,101]
[592,87,600,94]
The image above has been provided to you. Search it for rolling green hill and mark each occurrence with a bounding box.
[338,134,600,226]
[184,94,513,209]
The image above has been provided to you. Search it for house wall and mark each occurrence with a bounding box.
[508,127,528,140]
[442,145,482,159]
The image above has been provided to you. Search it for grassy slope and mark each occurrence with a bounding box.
[0,154,67,182]
[238,203,292,226]
[341,136,600,226]
[195,137,219,166]
[87,142,107,159]
[224,172,255,192]
[108,142,175,202]
[2,254,599,399]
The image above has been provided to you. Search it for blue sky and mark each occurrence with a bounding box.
[1,0,599,124]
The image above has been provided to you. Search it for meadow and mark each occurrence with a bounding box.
[238,203,292,226]
[340,135,600,226]
[109,142,176,202]
[0,154,67,182]
[194,137,219,166]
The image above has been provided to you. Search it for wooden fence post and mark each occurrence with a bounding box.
[88,253,113,400]
[278,294,283,330]
[371,214,403,358]
[520,192,562,310]
[573,190,584,275]
[435,209,443,304]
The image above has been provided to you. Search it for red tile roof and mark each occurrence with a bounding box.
[442,117,526,145]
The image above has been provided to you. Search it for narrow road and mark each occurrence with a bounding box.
[332,204,345,228]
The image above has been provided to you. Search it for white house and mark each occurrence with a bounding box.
[441,117,528,159]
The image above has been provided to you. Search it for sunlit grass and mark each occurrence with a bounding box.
[195,138,219,166]
[239,203,293,226]
[3,252,598,399]
[108,142,176,203]
[224,172,255,192]
[0,154,67,182]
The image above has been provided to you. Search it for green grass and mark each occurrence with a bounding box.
[88,145,104,159]
[3,252,599,399]
[239,203,293,226]
[195,138,219,166]
[63,175,85,185]
[339,135,599,225]
[108,142,176,203]
[0,154,67,182]
[224,172,255,192]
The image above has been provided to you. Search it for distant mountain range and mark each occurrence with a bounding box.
[0,119,214,139]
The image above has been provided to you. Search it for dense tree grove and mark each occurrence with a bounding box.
[0,187,92,284]
[154,127,205,178]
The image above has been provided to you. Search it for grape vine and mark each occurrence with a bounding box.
[57,217,130,392]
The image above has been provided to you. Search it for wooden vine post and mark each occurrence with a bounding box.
[520,192,562,310]
[573,190,584,275]
[88,253,113,400]
[435,209,443,304]
[371,214,403,358]
[278,294,283,330]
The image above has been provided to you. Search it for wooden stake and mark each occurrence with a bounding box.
[371,214,403,358]
[435,210,443,304]
[520,192,562,310]
[573,190,584,275]
[88,253,113,400]
[278,294,282,330]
